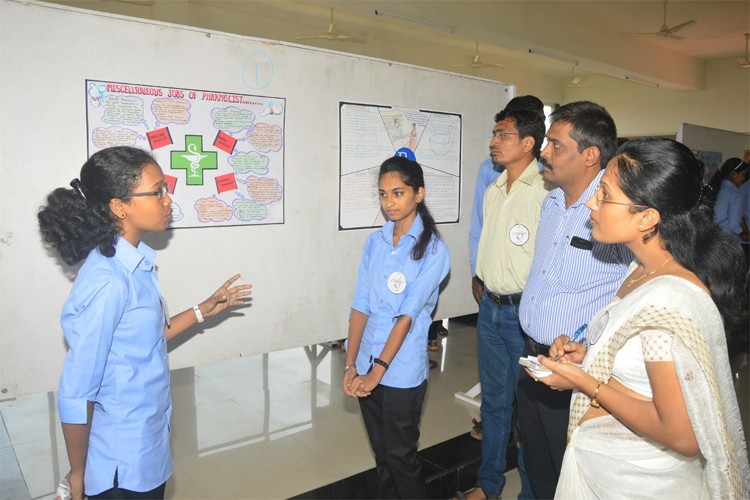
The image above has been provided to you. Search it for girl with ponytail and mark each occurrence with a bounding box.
[342,155,450,498]
[39,146,251,500]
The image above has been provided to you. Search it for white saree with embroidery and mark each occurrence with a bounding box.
[555,276,750,499]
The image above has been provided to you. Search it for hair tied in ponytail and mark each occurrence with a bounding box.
[70,178,87,200]
[696,183,712,208]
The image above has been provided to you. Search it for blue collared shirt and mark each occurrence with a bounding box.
[58,238,172,495]
[519,171,632,345]
[714,179,743,239]
[469,157,503,276]
[351,214,450,388]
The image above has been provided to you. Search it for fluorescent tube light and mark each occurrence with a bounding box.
[624,75,661,88]
[374,9,455,34]
[527,48,578,65]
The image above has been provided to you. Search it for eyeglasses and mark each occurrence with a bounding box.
[490,130,520,141]
[130,185,169,200]
[592,184,647,210]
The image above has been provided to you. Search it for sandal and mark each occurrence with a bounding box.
[453,486,499,500]
[470,418,483,441]
[427,339,439,351]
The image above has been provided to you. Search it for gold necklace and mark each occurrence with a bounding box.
[626,257,673,287]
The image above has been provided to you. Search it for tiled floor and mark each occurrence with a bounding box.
[0,318,521,499]
[1,318,746,500]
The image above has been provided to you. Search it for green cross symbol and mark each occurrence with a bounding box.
[171,135,218,185]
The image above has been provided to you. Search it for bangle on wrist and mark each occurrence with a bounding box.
[193,304,205,323]
[590,380,604,408]
[343,363,356,373]
[373,357,389,371]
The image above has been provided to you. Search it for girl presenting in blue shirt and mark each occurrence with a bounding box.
[343,156,450,499]
[38,146,252,500]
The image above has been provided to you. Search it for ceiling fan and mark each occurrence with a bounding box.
[451,42,506,70]
[567,65,591,88]
[738,33,750,69]
[295,8,365,43]
[618,0,696,40]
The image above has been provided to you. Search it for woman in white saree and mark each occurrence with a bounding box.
[531,138,750,499]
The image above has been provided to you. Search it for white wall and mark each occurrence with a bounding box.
[562,58,750,138]
[0,0,511,398]
[42,0,749,137]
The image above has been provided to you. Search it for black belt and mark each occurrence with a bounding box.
[485,290,523,306]
[526,336,551,357]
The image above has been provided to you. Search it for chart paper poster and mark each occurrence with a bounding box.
[86,80,285,228]
[339,102,461,230]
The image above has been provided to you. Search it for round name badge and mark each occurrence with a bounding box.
[387,271,407,294]
[587,311,609,346]
[509,224,530,246]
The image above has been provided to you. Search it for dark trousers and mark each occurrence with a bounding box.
[428,320,440,341]
[517,338,571,500]
[359,380,428,499]
[89,470,166,499]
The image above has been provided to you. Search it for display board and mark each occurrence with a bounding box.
[86,79,286,228]
[0,0,512,397]
[339,102,462,229]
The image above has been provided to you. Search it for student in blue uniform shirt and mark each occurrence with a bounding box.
[711,157,749,241]
[343,156,450,499]
[38,146,252,500]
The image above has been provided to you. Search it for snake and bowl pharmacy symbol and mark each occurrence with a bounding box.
[509,224,530,246]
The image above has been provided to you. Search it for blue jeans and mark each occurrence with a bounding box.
[475,292,526,496]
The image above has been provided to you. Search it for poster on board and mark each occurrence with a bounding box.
[86,80,285,228]
[339,102,461,230]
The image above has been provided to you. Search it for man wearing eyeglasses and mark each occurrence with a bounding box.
[517,101,632,499]
[461,107,548,500]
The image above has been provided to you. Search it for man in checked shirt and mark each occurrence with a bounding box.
[517,101,632,499]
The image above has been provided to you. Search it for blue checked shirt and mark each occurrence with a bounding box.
[469,157,503,276]
[519,170,632,345]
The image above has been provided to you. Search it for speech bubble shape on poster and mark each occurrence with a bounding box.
[151,98,191,125]
[247,176,282,205]
[229,152,269,174]
[246,124,282,153]
[195,197,233,223]
[91,126,138,148]
[233,199,267,221]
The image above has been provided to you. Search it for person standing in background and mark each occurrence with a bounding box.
[517,101,631,499]
[469,95,545,304]
[458,107,547,500]
[739,173,749,267]
[466,95,544,500]
[711,157,749,242]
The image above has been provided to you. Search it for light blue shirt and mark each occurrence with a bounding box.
[714,179,743,239]
[469,157,503,276]
[519,171,632,345]
[58,238,172,495]
[351,214,450,388]
[741,181,750,245]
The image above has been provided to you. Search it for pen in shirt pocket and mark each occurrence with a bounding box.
[553,323,587,361]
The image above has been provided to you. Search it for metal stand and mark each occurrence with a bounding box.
[454,382,481,407]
